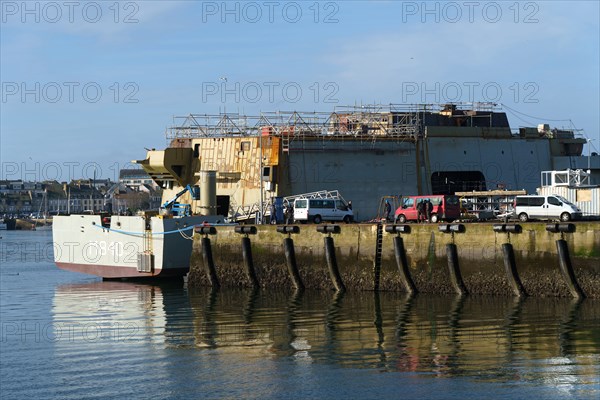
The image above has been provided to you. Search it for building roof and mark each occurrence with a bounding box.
[119,169,152,180]
[106,183,134,195]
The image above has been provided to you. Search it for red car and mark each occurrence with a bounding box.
[394,195,460,223]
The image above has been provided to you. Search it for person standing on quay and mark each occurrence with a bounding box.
[425,199,433,222]
[384,200,391,222]
[417,200,424,223]
[270,203,277,224]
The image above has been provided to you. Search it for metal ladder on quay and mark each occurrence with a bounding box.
[373,222,384,291]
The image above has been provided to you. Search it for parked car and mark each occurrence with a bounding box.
[513,195,582,222]
[394,194,460,223]
[293,198,354,223]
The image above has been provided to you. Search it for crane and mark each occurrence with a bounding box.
[161,184,200,217]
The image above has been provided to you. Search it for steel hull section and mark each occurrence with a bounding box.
[152,132,571,222]
[52,214,213,279]
[285,137,553,219]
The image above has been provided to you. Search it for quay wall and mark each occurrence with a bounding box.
[188,222,600,298]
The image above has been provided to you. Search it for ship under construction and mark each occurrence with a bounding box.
[135,103,595,221]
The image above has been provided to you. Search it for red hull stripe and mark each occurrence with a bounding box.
[55,262,188,278]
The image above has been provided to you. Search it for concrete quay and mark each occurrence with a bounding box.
[188,222,600,298]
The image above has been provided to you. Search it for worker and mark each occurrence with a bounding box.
[270,203,277,224]
[425,199,433,222]
[417,200,425,223]
[284,203,294,224]
[384,200,391,222]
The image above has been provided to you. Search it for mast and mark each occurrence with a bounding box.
[259,135,264,224]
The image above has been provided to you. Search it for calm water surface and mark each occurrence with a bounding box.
[1,230,599,399]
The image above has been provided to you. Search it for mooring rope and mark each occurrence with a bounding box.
[178,228,195,241]
[91,223,195,237]
[91,221,235,237]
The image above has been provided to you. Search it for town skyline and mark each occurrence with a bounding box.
[1,168,162,216]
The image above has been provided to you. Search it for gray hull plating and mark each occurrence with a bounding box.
[286,137,552,219]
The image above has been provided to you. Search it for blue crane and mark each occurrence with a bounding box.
[161,184,200,217]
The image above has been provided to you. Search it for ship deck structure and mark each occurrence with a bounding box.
[135,103,596,221]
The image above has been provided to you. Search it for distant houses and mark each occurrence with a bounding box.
[0,169,162,216]
[119,169,159,189]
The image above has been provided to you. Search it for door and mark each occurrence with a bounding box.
[528,197,546,219]
[398,197,416,221]
[322,200,338,220]
[443,195,461,220]
[545,196,563,220]
[335,200,352,221]
[294,199,308,221]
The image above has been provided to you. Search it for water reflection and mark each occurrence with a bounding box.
[51,283,600,390]
[373,291,386,369]
[53,280,194,347]
[558,298,584,357]
[197,287,219,349]
[394,294,415,371]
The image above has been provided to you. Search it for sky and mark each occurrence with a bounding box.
[1,0,599,182]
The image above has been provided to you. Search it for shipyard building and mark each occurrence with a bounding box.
[135,103,596,221]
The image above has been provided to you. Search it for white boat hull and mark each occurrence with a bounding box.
[52,214,222,278]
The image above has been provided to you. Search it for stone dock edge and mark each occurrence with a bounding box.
[187,222,600,298]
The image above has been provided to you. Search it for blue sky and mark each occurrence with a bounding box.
[1,0,599,181]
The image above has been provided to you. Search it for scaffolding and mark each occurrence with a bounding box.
[455,189,527,220]
[282,189,347,205]
[541,169,592,188]
[165,102,504,150]
[165,104,430,140]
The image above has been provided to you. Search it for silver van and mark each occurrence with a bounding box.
[293,198,354,223]
[514,195,582,222]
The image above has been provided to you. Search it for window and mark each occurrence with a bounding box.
[516,197,545,207]
[241,141,251,151]
[262,166,271,179]
[557,195,575,206]
[336,200,348,211]
[308,199,334,209]
[531,197,545,206]
[295,200,307,209]
[446,196,459,205]
[403,198,414,208]
[548,197,561,206]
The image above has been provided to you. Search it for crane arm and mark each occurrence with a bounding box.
[161,184,198,210]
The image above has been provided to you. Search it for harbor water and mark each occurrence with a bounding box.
[1,230,599,399]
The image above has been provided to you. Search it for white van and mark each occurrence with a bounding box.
[293,198,354,223]
[514,195,582,222]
